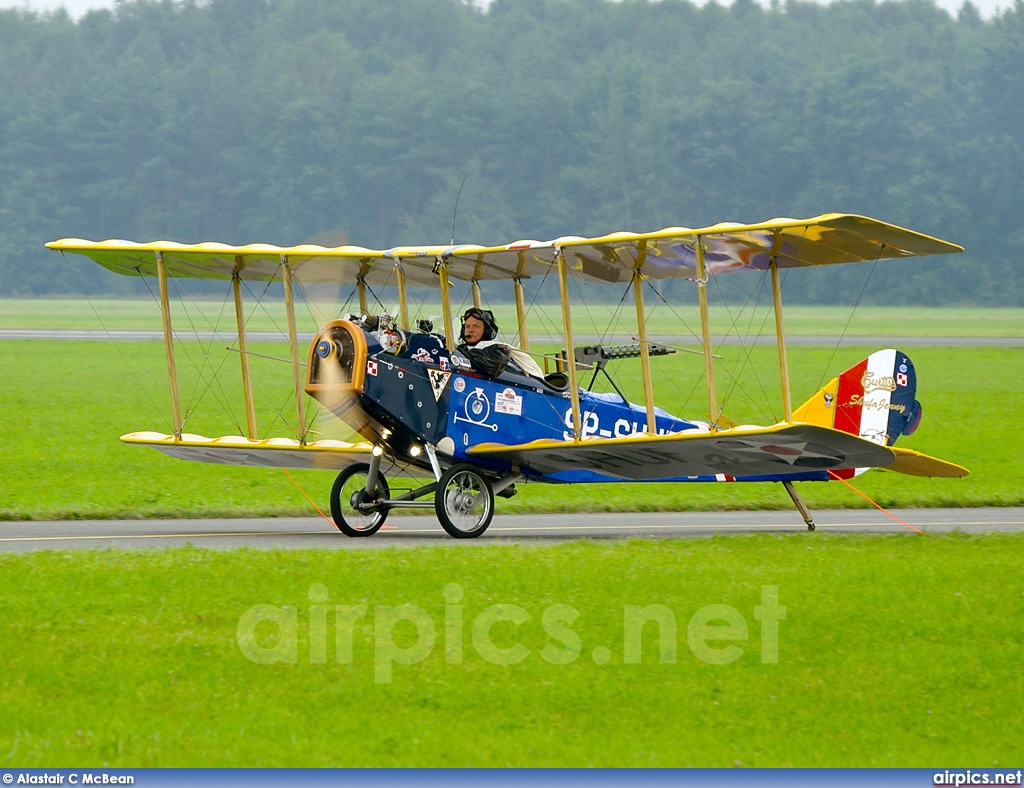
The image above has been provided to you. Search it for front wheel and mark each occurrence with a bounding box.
[330,463,390,537]
[435,464,495,539]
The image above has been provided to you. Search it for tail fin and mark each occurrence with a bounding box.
[793,349,922,446]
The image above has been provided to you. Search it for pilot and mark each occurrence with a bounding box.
[457,308,543,379]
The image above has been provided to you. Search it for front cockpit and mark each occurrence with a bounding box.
[306,312,702,472]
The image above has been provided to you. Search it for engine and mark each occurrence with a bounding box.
[305,318,376,435]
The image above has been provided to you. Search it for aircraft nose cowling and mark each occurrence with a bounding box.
[305,319,369,422]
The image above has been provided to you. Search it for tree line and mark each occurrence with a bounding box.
[1,0,1022,305]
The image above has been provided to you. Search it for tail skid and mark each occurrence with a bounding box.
[782,480,816,531]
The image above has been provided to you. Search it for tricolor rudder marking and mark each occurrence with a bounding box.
[834,349,921,447]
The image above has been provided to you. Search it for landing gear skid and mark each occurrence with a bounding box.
[782,480,816,531]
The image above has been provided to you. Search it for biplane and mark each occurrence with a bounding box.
[48,213,969,538]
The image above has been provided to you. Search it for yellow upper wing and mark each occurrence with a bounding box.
[47,213,962,286]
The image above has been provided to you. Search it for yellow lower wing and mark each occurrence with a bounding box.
[121,432,373,471]
[469,423,896,480]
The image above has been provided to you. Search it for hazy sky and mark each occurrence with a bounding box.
[0,0,1012,22]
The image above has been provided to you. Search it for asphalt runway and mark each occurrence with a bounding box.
[1,507,1021,553]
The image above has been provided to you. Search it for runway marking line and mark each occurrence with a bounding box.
[1,520,1021,543]
[0,531,330,543]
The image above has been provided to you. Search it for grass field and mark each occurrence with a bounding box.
[2,297,1022,770]
[1,338,1020,520]
[3,298,1023,337]
[1,534,1022,766]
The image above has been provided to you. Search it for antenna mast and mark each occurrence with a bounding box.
[451,172,468,245]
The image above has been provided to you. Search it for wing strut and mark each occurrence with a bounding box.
[513,276,530,352]
[155,251,183,439]
[436,256,456,351]
[695,238,720,428]
[232,258,258,440]
[471,279,483,309]
[632,241,657,435]
[394,260,410,331]
[769,231,793,422]
[281,257,308,444]
[356,276,368,314]
[556,247,582,439]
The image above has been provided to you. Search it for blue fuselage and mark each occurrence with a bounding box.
[358,330,694,481]
[357,329,829,484]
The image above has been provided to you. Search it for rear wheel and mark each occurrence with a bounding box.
[435,464,495,539]
[330,463,390,537]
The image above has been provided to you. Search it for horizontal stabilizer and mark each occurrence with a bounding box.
[885,447,970,478]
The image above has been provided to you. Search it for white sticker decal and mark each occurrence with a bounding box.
[453,387,498,432]
[495,387,523,416]
[453,376,466,393]
[366,360,378,376]
[427,369,451,402]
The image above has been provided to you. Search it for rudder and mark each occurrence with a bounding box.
[793,349,922,446]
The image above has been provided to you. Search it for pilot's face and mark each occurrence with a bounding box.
[463,316,485,345]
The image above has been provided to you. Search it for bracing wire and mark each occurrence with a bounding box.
[518,266,559,345]
[569,275,606,346]
[241,278,289,339]
[167,276,240,428]
[639,277,715,419]
[642,274,704,345]
[602,281,635,345]
[710,272,779,424]
[411,269,438,327]
[816,260,879,391]
[709,270,777,422]
[720,271,770,411]
[635,275,713,418]
[140,275,241,433]
[454,280,473,322]
[228,268,299,437]
[65,258,169,426]
[336,285,356,320]
[364,279,391,313]
[260,385,301,438]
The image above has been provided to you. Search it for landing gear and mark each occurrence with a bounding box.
[330,462,391,537]
[435,463,495,539]
[327,447,510,539]
[782,480,816,531]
